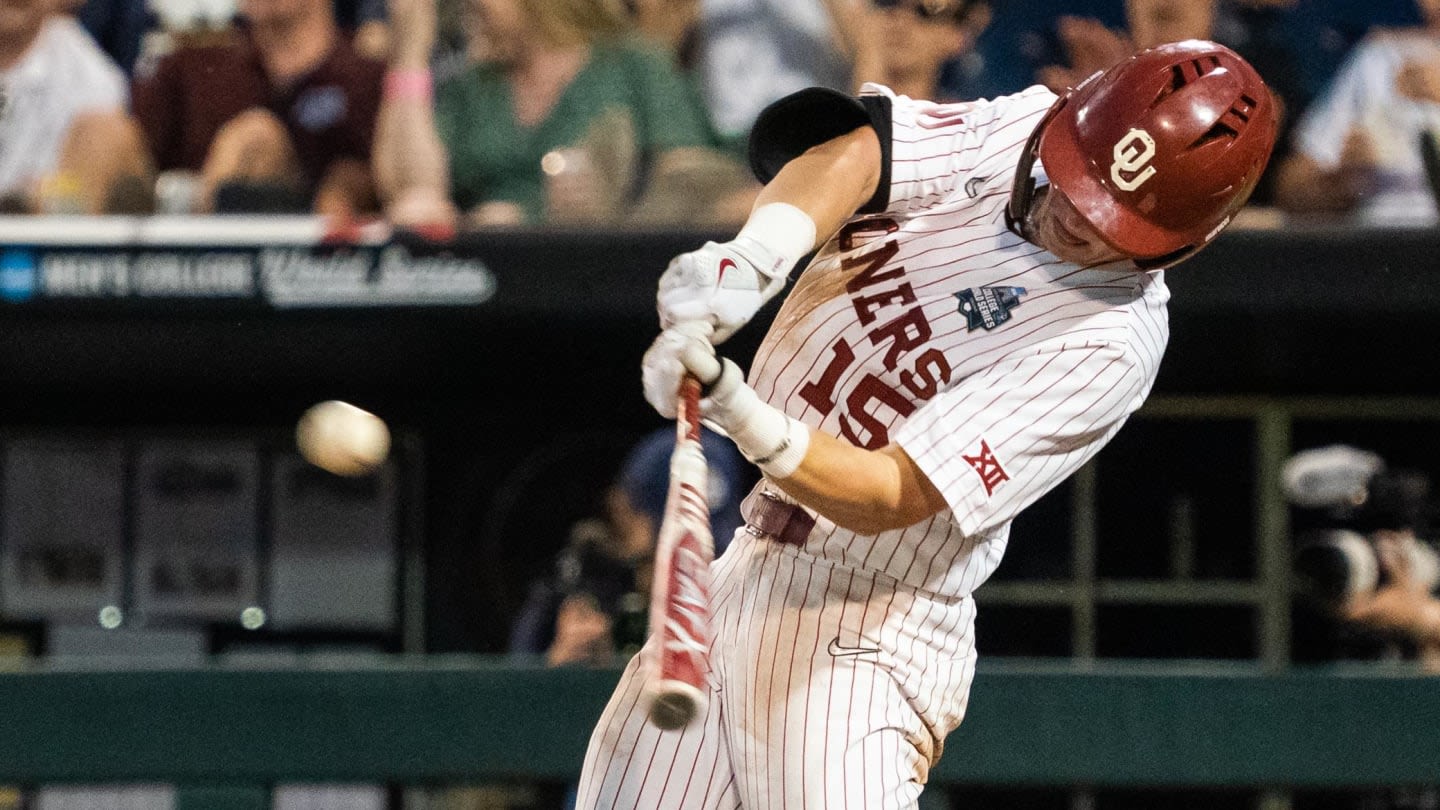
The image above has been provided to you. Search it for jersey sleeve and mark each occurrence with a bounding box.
[893,338,1152,539]
[877,83,1055,217]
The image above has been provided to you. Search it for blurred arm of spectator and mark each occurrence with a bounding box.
[0,0,152,213]
[1036,15,1134,94]
[825,0,991,101]
[372,0,458,228]
[1338,532,1440,655]
[1037,0,1216,94]
[547,594,615,667]
[1274,128,1380,213]
[1126,0,1215,51]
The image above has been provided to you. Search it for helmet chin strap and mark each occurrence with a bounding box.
[1003,176,1039,244]
[1006,95,1066,246]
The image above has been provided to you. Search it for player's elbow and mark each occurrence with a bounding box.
[831,452,947,534]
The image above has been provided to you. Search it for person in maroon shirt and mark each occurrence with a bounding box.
[132,0,384,217]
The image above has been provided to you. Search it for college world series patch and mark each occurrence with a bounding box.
[954,286,1026,331]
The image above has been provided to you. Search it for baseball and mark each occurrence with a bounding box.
[295,400,391,476]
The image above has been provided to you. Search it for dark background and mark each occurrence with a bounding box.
[1,224,1436,654]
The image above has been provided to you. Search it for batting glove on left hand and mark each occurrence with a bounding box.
[641,324,810,479]
[657,236,790,345]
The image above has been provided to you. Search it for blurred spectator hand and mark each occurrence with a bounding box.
[1395,55,1440,104]
[1339,129,1378,172]
[385,0,435,66]
[547,594,615,667]
[1338,532,1440,649]
[1125,0,1215,51]
[1036,15,1133,93]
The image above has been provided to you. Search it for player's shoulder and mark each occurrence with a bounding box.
[868,82,1056,130]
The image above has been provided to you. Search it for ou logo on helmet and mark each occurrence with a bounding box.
[1110,128,1157,191]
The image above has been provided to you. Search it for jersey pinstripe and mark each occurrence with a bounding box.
[746,83,1169,598]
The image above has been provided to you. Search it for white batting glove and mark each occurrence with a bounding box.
[641,321,718,420]
[641,325,809,479]
[657,236,790,344]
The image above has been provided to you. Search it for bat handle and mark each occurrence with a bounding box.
[677,374,703,443]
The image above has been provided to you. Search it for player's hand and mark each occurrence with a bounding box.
[642,322,809,477]
[638,323,758,438]
[657,237,790,344]
[641,321,721,419]
[640,322,761,435]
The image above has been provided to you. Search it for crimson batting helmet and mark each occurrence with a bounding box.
[1007,40,1279,268]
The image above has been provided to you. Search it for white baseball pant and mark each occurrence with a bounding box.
[575,530,978,809]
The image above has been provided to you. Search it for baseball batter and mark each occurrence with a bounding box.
[577,41,1278,809]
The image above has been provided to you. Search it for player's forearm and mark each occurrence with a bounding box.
[679,350,944,535]
[769,432,948,535]
[752,125,882,248]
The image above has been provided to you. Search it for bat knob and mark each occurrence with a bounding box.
[647,692,699,731]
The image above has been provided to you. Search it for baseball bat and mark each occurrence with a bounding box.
[643,373,715,730]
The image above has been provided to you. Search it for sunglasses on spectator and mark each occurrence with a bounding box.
[872,0,973,23]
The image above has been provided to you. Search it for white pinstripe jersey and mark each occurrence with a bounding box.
[747,83,1170,598]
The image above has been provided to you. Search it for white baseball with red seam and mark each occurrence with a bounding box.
[296,400,391,476]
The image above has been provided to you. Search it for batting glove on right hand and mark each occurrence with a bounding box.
[641,324,810,479]
[657,236,790,345]
[642,321,720,420]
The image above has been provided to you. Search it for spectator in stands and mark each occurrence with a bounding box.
[0,0,152,213]
[672,0,859,157]
[1273,0,1440,225]
[374,0,755,228]
[131,0,385,217]
[838,0,991,101]
[509,426,748,668]
[1287,446,1440,672]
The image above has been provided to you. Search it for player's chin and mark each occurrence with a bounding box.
[1038,229,1120,267]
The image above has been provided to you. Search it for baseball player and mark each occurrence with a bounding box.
[577,40,1278,809]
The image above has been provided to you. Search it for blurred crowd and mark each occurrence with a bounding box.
[4,0,1440,227]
